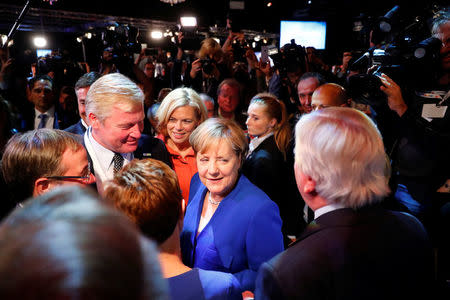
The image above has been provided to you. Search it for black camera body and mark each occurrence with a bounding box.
[269,39,306,77]
[199,57,215,75]
[348,6,442,106]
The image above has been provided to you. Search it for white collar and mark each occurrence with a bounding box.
[314,203,347,220]
[248,132,274,156]
[81,118,89,129]
[35,105,55,118]
[84,127,133,187]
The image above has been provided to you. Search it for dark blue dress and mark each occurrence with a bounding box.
[168,268,242,300]
[181,174,284,292]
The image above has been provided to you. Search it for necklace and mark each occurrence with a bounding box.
[208,192,221,205]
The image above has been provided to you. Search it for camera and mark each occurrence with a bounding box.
[199,57,216,75]
[269,39,306,78]
[347,6,442,106]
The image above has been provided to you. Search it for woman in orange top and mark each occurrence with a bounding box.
[156,88,207,203]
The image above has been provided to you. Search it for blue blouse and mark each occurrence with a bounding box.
[168,268,242,300]
[181,174,284,291]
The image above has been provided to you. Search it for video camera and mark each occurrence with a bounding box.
[101,23,141,63]
[348,6,442,106]
[269,39,307,77]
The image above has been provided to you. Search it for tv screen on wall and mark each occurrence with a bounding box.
[280,20,327,50]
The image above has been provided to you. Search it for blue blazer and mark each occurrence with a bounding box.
[181,173,284,292]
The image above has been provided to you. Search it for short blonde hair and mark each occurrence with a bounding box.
[189,118,248,167]
[156,87,207,137]
[294,107,390,208]
[85,73,144,122]
[198,38,223,61]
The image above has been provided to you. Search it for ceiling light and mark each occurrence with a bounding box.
[151,31,163,39]
[180,17,197,27]
[33,36,47,48]
[160,0,186,5]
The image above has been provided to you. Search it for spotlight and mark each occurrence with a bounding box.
[1,35,7,47]
[180,16,197,27]
[76,36,83,43]
[85,32,93,39]
[151,31,163,39]
[266,1,272,7]
[33,36,47,48]
[254,35,261,42]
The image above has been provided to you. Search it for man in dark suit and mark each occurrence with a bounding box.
[255,107,435,300]
[65,72,102,135]
[83,72,171,193]
[20,75,71,131]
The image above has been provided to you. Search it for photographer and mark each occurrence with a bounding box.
[360,11,450,288]
[265,41,307,120]
[183,38,230,100]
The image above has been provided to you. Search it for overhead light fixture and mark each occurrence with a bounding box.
[33,36,47,48]
[151,31,163,39]
[1,35,7,47]
[180,16,197,27]
[160,0,185,5]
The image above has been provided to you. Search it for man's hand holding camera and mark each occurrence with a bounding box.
[378,73,408,117]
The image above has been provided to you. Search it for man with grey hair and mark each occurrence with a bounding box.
[255,107,434,300]
[83,73,171,192]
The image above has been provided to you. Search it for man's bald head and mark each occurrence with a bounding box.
[311,83,348,111]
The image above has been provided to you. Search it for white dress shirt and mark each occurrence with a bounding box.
[34,106,55,129]
[84,127,133,190]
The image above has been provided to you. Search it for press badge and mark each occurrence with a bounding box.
[421,104,447,120]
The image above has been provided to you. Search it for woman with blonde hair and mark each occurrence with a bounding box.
[156,87,207,202]
[181,118,283,292]
[242,93,305,245]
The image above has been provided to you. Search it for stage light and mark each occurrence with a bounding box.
[180,16,197,27]
[266,1,272,7]
[33,36,47,48]
[254,35,261,42]
[1,35,7,47]
[76,36,83,43]
[252,41,256,48]
[85,32,92,39]
[151,31,163,39]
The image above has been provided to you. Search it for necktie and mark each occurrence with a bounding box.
[112,153,124,174]
[38,114,47,129]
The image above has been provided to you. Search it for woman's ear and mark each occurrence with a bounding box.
[269,118,277,129]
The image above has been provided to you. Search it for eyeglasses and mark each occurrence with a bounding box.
[44,174,94,184]
[44,163,94,185]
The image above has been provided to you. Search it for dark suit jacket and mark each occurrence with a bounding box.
[242,136,305,239]
[64,120,86,135]
[19,105,74,131]
[255,206,435,300]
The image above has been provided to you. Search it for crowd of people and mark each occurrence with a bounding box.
[0,8,449,300]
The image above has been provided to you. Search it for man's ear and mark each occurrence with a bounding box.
[88,113,99,129]
[33,177,51,196]
[303,176,317,195]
